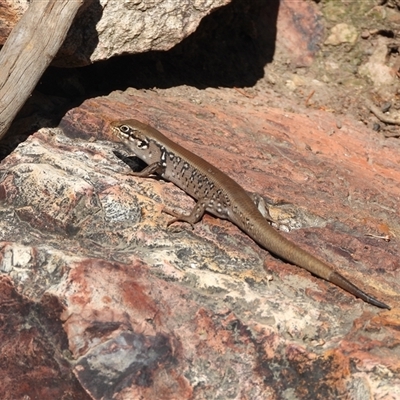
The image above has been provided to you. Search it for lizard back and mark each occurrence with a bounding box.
[110,119,390,309]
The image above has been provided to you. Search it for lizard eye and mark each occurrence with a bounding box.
[120,125,130,134]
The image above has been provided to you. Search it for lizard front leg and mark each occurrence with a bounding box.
[124,161,164,177]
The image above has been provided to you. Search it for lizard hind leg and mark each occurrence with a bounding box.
[248,192,276,223]
[163,199,208,227]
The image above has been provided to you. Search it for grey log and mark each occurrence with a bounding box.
[0,0,85,140]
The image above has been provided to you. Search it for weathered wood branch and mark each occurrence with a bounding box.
[0,0,85,140]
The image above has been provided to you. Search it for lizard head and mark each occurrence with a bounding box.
[111,120,150,150]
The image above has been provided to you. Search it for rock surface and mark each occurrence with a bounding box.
[0,0,231,67]
[0,86,399,399]
[0,0,27,43]
[1,0,400,399]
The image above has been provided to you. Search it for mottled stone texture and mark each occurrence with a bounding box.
[0,0,230,66]
[0,86,399,399]
[0,1,399,399]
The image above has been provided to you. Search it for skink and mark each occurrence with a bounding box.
[110,119,390,310]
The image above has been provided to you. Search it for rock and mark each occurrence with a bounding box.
[324,23,358,45]
[0,0,231,67]
[0,0,28,44]
[358,36,396,87]
[0,0,323,68]
[276,0,324,67]
[0,86,398,399]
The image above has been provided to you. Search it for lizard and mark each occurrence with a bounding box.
[110,119,390,310]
